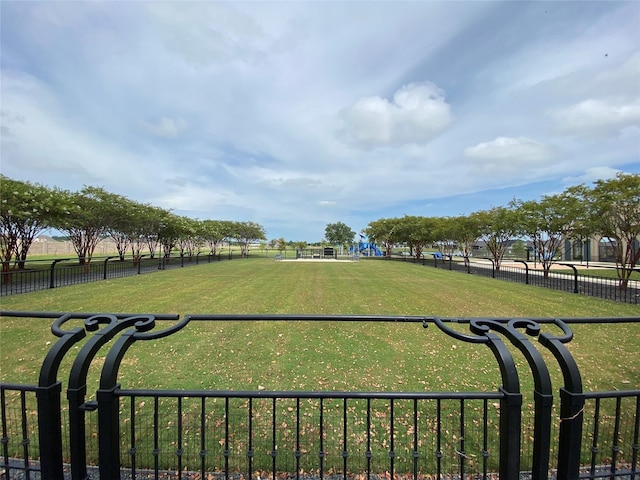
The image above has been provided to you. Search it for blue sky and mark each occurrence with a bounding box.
[1,1,639,242]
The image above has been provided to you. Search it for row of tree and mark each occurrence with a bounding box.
[362,173,639,288]
[0,176,266,271]
[2,173,638,288]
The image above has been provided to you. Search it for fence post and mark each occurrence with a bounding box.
[559,263,579,293]
[66,314,159,479]
[514,260,530,284]
[36,314,88,480]
[484,258,496,278]
[96,315,189,479]
[538,320,584,479]
[49,259,70,289]
[137,254,147,274]
[103,256,119,280]
[433,318,522,479]
[478,333,522,478]
[477,319,554,480]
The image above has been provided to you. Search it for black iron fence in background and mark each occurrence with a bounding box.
[0,252,225,296]
[2,252,639,304]
[0,312,638,480]
[399,255,640,304]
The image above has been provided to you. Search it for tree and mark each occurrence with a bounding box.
[0,176,66,271]
[512,193,581,277]
[275,237,287,254]
[174,215,200,259]
[231,221,267,257]
[364,218,401,257]
[510,240,527,259]
[147,206,175,259]
[200,220,228,255]
[450,215,482,267]
[292,241,307,253]
[324,222,355,247]
[394,216,437,260]
[433,217,457,258]
[102,192,141,261]
[127,202,153,263]
[472,206,518,271]
[52,186,113,265]
[563,190,594,266]
[576,173,640,289]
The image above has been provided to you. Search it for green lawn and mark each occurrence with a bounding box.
[1,258,638,392]
[571,265,640,280]
[1,258,638,473]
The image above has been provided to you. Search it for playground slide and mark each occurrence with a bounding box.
[358,242,382,256]
[350,235,383,256]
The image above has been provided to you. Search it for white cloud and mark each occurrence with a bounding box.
[464,137,555,163]
[146,2,267,67]
[2,2,639,241]
[142,117,187,138]
[338,82,452,150]
[561,166,622,186]
[552,99,640,137]
[0,71,161,193]
[460,136,560,183]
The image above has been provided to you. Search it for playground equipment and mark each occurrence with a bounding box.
[350,234,383,256]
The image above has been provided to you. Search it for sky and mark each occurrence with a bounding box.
[1,1,639,242]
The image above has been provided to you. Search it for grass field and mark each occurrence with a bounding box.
[1,258,638,474]
[1,258,638,392]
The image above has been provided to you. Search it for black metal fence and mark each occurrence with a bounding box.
[0,312,638,480]
[0,252,225,296]
[4,252,638,305]
[402,255,640,304]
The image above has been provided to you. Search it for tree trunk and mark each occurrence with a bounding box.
[1,261,12,284]
[619,277,628,290]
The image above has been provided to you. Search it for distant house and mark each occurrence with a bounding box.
[471,240,533,259]
[471,236,638,264]
[564,236,639,264]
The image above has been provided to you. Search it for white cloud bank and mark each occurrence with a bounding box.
[553,99,640,137]
[1,2,638,241]
[338,82,452,150]
[142,117,188,138]
[464,136,555,167]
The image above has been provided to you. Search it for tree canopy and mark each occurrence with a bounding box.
[2,173,638,288]
[0,177,268,267]
[569,173,640,288]
[231,221,267,257]
[512,192,582,277]
[324,222,355,247]
[0,175,68,270]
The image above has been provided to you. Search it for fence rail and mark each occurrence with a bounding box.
[0,312,638,480]
[0,252,225,296]
[398,255,640,304]
[3,252,638,304]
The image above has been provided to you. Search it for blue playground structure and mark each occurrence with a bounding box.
[350,234,383,256]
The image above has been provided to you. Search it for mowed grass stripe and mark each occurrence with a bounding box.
[0,258,638,393]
